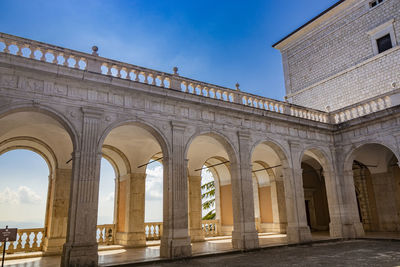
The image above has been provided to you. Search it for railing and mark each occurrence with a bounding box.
[202,220,219,237]
[0,228,44,254]
[330,89,400,123]
[144,222,163,240]
[96,224,115,245]
[0,32,329,123]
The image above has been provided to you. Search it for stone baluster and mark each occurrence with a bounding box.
[29,45,36,59]
[61,107,103,267]
[3,40,10,53]
[151,74,156,85]
[16,43,23,56]
[231,131,259,250]
[62,54,69,67]
[160,76,165,87]
[160,121,192,258]
[106,64,112,76]
[134,70,140,82]
[40,49,46,61]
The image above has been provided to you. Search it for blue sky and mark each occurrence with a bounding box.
[0,0,338,100]
[0,0,339,227]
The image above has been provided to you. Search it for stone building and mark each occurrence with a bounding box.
[0,0,399,266]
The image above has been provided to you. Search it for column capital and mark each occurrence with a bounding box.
[171,121,186,131]
[81,107,104,118]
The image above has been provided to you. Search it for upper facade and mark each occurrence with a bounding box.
[273,0,400,111]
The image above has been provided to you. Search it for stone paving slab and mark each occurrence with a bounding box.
[129,240,400,267]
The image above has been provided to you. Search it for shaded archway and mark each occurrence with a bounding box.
[251,141,289,238]
[345,143,400,233]
[0,108,76,255]
[185,132,239,244]
[99,121,169,247]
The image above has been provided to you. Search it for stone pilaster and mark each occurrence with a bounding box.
[61,108,103,267]
[189,175,204,242]
[231,131,259,250]
[270,178,287,233]
[160,121,192,258]
[337,169,365,238]
[282,166,312,243]
[43,168,72,255]
[115,172,147,247]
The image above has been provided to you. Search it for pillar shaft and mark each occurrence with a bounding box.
[62,108,103,267]
[231,131,259,250]
[189,175,204,241]
[160,122,192,258]
[115,172,147,246]
[44,168,72,255]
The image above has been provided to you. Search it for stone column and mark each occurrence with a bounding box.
[337,169,365,237]
[115,172,147,246]
[282,166,312,243]
[270,177,287,233]
[189,175,204,242]
[160,121,191,258]
[322,169,347,238]
[44,169,72,255]
[231,131,259,250]
[61,108,103,267]
[252,177,261,232]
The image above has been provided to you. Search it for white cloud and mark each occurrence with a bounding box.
[104,192,114,202]
[0,186,42,204]
[146,166,163,201]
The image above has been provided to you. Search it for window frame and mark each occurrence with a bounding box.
[367,19,397,55]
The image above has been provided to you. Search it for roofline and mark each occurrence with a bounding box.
[272,0,346,48]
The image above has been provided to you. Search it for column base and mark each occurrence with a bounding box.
[259,223,287,234]
[115,232,146,247]
[61,242,98,267]
[43,237,65,255]
[341,222,365,238]
[232,230,259,250]
[160,236,192,258]
[189,229,205,242]
[286,225,312,244]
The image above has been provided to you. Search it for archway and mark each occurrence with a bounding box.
[301,155,330,233]
[251,141,288,237]
[0,109,75,255]
[185,132,238,243]
[99,122,168,247]
[346,143,400,233]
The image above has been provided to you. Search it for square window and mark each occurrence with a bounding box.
[370,1,377,8]
[376,34,392,53]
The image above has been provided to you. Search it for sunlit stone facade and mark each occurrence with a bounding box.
[0,0,399,266]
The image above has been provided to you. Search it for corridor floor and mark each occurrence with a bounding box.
[2,232,398,266]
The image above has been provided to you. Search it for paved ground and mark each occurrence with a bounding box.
[132,240,400,267]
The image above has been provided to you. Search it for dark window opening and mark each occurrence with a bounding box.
[370,1,377,7]
[370,0,384,8]
[377,34,392,53]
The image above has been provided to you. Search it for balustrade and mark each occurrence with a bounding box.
[331,94,395,123]
[201,220,219,237]
[144,222,163,240]
[0,228,44,254]
[96,224,115,245]
[1,32,398,125]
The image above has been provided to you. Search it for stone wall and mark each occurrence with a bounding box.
[278,0,400,111]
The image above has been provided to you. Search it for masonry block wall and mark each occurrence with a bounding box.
[275,0,400,111]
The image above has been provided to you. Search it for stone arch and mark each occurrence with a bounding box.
[97,119,170,247]
[343,141,400,234]
[185,130,240,243]
[344,141,400,173]
[0,102,79,152]
[98,119,171,159]
[250,139,290,169]
[0,136,58,177]
[299,146,337,236]
[102,144,132,178]
[184,130,239,166]
[250,139,290,236]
